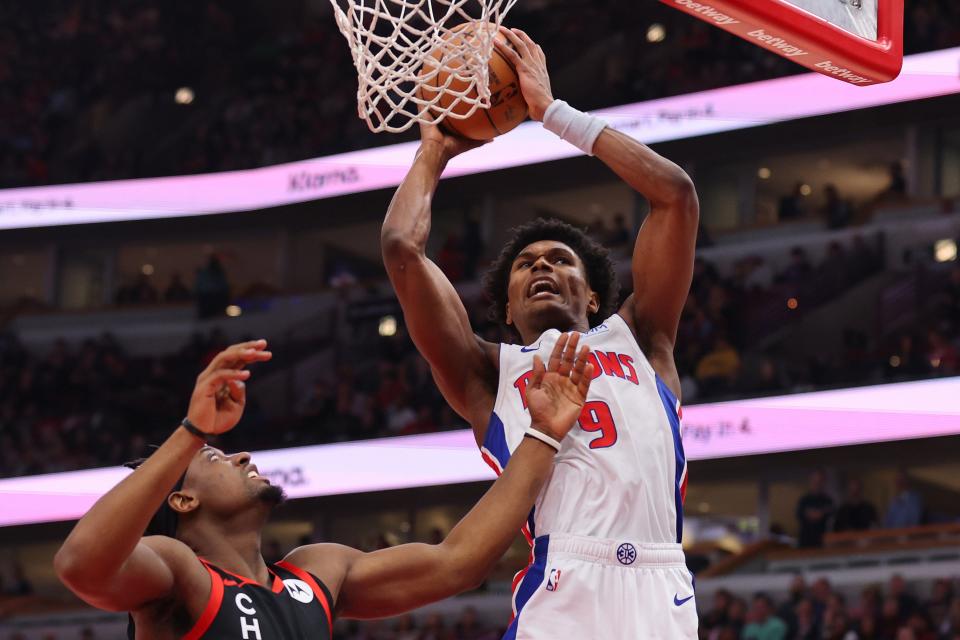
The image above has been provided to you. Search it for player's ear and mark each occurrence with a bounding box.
[168,491,199,515]
[587,290,600,316]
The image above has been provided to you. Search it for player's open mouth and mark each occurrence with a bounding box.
[246,465,269,482]
[528,278,560,300]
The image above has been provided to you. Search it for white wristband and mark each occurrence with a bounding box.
[542,99,608,156]
[525,426,562,453]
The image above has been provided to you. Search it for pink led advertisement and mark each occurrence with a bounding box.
[2,376,958,527]
[0,46,958,231]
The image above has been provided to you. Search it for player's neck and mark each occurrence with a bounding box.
[517,318,590,346]
[182,513,273,586]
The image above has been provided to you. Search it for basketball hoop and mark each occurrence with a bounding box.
[661,0,903,85]
[328,0,518,133]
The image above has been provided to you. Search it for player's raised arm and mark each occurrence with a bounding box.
[498,28,699,394]
[381,124,499,433]
[286,334,594,619]
[53,341,272,612]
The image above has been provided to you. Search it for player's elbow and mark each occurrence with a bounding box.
[54,545,88,591]
[381,228,425,270]
[663,171,700,218]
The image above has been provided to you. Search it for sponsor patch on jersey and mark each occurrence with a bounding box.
[283,579,315,604]
[586,323,610,336]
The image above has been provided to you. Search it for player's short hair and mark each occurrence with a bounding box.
[482,218,620,330]
[124,455,185,539]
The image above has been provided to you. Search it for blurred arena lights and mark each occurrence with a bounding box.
[174,87,195,105]
[379,315,398,337]
[646,23,667,43]
[934,238,958,262]
[225,304,242,317]
[757,167,772,179]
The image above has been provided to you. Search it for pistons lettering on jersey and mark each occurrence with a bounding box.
[513,351,640,409]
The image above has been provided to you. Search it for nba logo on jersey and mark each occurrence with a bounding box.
[545,568,562,592]
[586,323,610,336]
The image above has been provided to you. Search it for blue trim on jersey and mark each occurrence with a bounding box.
[502,535,550,640]
[483,412,512,471]
[655,376,686,544]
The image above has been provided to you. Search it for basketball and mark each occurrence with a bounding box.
[420,22,528,140]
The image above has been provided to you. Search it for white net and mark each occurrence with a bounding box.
[329,0,519,133]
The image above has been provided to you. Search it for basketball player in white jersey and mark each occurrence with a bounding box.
[382,27,699,639]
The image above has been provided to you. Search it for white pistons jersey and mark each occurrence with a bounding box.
[481,312,688,545]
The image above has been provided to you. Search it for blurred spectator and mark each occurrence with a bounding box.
[779,247,813,284]
[925,328,958,374]
[743,593,788,640]
[164,273,193,302]
[778,183,808,221]
[822,184,852,230]
[884,471,924,529]
[608,213,632,255]
[195,255,231,318]
[795,469,834,548]
[695,334,741,394]
[833,478,879,532]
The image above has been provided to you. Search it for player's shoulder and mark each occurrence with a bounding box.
[283,543,356,599]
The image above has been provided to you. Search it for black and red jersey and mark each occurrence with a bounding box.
[183,559,334,639]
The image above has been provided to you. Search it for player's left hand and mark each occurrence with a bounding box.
[496,27,554,122]
[186,340,273,435]
[526,332,593,442]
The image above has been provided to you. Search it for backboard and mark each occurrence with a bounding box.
[661,0,903,85]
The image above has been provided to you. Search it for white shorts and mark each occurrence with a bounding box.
[503,533,699,640]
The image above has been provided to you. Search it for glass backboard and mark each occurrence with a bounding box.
[785,0,878,41]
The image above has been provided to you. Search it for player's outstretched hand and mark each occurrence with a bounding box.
[526,332,593,443]
[496,27,554,122]
[418,120,489,161]
[186,339,273,436]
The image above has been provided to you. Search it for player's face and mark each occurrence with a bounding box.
[505,240,599,337]
[181,446,284,516]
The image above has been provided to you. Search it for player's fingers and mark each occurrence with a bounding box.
[203,369,251,395]
[536,44,547,64]
[570,344,591,386]
[530,355,545,388]
[493,36,521,66]
[577,362,594,398]
[513,28,538,51]
[227,379,246,404]
[547,333,569,373]
[557,332,579,377]
[502,27,531,59]
[205,340,270,372]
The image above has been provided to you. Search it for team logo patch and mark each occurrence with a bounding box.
[546,568,562,592]
[283,579,315,604]
[616,543,637,565]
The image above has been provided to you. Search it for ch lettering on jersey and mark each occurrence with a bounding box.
[235,593,262,640]
[513,351,640,409]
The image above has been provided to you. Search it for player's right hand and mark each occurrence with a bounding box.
[418,120,488,161]
[186,340,272,435]
[526,333,593,443]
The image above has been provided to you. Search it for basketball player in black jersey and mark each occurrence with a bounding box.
[55,337,594,638]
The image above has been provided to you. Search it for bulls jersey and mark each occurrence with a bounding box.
[481,312,688,544]
[182,560,333,639]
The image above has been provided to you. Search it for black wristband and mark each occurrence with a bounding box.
[180,418,210,442]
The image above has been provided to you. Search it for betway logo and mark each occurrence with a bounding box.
[673,0,739,26]
[747,29,809,57]
[815,60,873,85]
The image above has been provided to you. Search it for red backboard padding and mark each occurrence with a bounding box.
[660,0,903,85]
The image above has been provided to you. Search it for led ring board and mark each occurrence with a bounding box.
[662,0,904,85]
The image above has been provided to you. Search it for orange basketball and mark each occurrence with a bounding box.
[420,22,528,140]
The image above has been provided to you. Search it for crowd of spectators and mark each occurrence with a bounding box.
[2,235,958,478]
[1,0,959,188]
[336,607,505,640]
[700,574,960,640]
[794,470,929,550]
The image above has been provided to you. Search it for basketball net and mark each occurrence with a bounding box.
[329,0,518,133]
